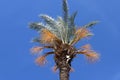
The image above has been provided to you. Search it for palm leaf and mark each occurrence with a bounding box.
[40,29,60,44]
[57,17,66,43]
[69,11,77,27]
[63,0,69,23]
[40,14,57,29]
[40,14,63,40]
[29,22,45,31]
[68,11,77,42]
[83,21,99,28]
[31,37,41,43]
[29,21,61,40]
[69,28,92,45]
[62,0,69,43]
[36,52,54,65]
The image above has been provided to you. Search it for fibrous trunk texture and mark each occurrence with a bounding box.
[54,44,75,80]
[55,53,72,80]
[59,62,71,80]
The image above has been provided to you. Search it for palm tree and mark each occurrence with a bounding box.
[29,0,99,80]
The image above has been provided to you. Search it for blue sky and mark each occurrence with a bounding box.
[0,0,120,80]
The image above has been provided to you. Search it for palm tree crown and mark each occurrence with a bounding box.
[29,0,99,80]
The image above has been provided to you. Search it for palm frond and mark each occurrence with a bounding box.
[70,28,93,45]
[40,14,57,29]
[85,52,99,62]
[36,52,54,65]
[46,24,61,38]
[69,11,77,27]
[83,21,99,28]
[31,46,43,53]
[52,65,58,72]
[40,14,63,40]
[81,44,91,50]
[62,0,69,43]
[31,37,41,43]
[29,21,60,39]
[68,11,77,42]
[63,0,69,23]
[36,56,46,65]
[29,22,45,31]
[40,29,60,44]
[77,44,99,62]
[57,16,66,43]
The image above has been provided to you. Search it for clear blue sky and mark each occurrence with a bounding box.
[0,0,120,80]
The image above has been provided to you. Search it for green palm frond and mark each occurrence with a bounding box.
[29,21,60,39]
[57,17,66,43]
[40,15,67,41]
[30,0,99,45]
[45,24,61,38]
[40,14,57,29]
[83,21,99,28]
[62,0,69,43]
[68,11,77,42]
[56,16,69,44]
[29,22,45,31]
[69,11,77,27]
[32,37,41,43]
[63,0,69,23]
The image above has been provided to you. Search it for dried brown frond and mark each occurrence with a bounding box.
[70,28,92,45]
[85,52,99,62]
[77,44,92,54]
[75,28,91,39]
[35,56,47,65]
[40,29,59,44]
[31,46,43,53]
[70,67,74,72]
[81,44,91,50]
[44,46,54,49]
[35,52,54,65]
[77,44,99,62]
[52,65,58,72]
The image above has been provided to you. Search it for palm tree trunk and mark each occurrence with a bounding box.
[55,56,71,80]
[59,66,70,80]
[54,50,73,80]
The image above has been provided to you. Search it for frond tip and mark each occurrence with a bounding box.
[81,44,91,50]
[85,52,99,62]
[29,22,45,31]
[77,44,99,62]
[31,47,43,53]
[35,52,54,65]
[63,0,69,23]
[83,21,99,28]
[52,65,58,72]
[35,56,47,65]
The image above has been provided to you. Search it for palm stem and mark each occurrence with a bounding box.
[59,65,70,80]
[54,51,71,80]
